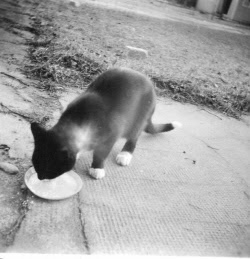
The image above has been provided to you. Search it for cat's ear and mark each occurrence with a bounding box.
[31,122,46,141]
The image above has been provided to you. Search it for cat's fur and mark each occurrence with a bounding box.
[31,67,182,180]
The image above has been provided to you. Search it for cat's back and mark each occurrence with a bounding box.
[60,68,156,140]
[87,67,154,97]
[85,68,156,137]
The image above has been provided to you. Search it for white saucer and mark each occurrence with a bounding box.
[24,167,83,200]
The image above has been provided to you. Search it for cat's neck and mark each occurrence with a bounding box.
[51,93,106,153]
[51,120,95,154]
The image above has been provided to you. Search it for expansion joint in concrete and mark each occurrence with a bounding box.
[2,191,30,248]
[77,194,90,254]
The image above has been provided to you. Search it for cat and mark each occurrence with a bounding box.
[31,67,182,180]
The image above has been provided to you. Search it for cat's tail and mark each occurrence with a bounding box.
[144,120,182,134]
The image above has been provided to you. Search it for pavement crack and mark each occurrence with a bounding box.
[186,130,250,189]
[0,72,29,86]
[1,191,30,247]
[0,7,33,17]
[0,17,39,35]
[199,108,223,120]
[0,39,25,45]
[194,137,220,151]
[3,212,26,237]
[186,130,221,154]
[0,102,33,122]
[0,102,52,127]
[77,194,90,254]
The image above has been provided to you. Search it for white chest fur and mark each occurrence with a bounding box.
[72,125,93,151]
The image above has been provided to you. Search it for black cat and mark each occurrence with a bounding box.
[31,68,182,180]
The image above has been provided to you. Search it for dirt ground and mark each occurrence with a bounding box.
[0,0,250,256]
[20,0,250,117]
[78,0,250,91]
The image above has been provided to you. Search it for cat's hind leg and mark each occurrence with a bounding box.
[116,117,149,167]
[116,139,136,166]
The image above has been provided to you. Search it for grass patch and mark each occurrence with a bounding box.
[23,15,106,91]
[151,76,250,118]
[22,0,250,119]
[26,40,105,90]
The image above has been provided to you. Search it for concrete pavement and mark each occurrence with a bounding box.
[6,96,250,256]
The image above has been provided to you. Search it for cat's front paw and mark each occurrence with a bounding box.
[116,151,132,166]
[88,168,105,179]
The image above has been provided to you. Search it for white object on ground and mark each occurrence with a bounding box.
[126,46,148,59]
[25,167,82,200]
[0,162,19,174]
[69,0,81,7]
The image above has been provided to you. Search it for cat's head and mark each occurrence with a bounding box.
[31,122,76,180]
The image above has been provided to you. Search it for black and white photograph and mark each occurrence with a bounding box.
[0,0,250,257]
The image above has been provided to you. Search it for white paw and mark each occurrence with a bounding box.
[116,151,132,166]
[172,121,183,129]
[88,168,105,179]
